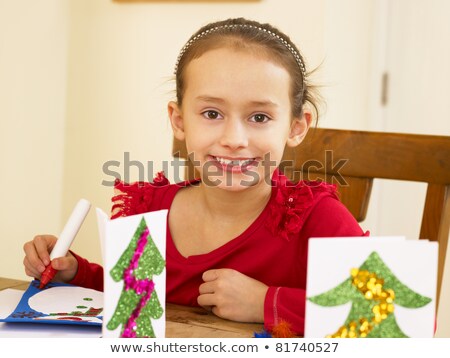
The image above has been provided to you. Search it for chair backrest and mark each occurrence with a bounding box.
[172,128,450,311]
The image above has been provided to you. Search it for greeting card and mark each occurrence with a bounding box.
[0,280,103,326]
[305,237,438,338]
[96,208,167,338]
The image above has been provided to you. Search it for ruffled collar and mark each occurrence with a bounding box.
[267,169,337,241]
[111,172,169,219]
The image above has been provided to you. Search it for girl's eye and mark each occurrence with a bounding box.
[202,110,222,120]
[251,114,271,123]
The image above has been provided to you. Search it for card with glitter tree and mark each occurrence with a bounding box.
[304,237,438,338]
[96,208,168,338]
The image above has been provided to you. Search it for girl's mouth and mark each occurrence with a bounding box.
[208,155,259,173]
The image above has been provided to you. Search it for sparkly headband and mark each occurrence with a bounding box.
[174,24,306,79]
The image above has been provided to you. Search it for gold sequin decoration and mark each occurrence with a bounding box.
[326,269,395,338]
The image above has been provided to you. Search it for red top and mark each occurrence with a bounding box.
[70,170,367,335]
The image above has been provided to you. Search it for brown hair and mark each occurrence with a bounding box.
[174,17,321,122]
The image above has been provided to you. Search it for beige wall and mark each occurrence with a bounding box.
[1,0,448,337]
[0,0,68,281]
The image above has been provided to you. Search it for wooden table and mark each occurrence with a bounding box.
[0,277,263,338]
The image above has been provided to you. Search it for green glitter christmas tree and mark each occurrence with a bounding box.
[308,251,431,338]
[107,218,165,337]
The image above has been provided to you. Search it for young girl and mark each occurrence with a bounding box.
[23,17,367,336]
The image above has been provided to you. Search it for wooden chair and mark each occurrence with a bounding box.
[172,128,450,310]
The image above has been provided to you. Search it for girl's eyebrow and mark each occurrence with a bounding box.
[195,95,279,108]
[196,96,226,104]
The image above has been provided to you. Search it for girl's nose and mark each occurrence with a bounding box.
[219,118,248,149]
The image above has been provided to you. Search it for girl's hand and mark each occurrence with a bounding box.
[197,268,268,323]
[23,235,78,283]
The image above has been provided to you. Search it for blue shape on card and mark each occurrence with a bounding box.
[0,280,102,326]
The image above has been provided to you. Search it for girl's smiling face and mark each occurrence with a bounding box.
[169,47,309,191]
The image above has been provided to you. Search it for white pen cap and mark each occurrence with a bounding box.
[49,198,91,260]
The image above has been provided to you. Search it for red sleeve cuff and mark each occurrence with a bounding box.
[264,286,279,330]
[264,286,307,336]
[68,251,104,291]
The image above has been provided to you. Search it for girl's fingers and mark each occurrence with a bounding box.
[202,269,219,282]
[197,293,215,307]
[33,235,55,266]
[23,240,45,271]
[23,235,57,278]
[23,255,43,278]
[52,256,73,271]
[198,281,215,295]
[51,253,78,283]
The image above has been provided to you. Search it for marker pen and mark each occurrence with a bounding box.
[39,198,91,289]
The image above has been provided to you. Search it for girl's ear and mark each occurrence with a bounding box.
[286,111,312,148]
[168,101,185,141]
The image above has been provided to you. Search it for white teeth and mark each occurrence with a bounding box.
[214,156,255,166]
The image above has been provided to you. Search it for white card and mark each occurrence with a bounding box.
[305,237,438,338]
[97,208,168,338]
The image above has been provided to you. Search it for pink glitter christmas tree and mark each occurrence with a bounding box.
[107,217,165,337]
